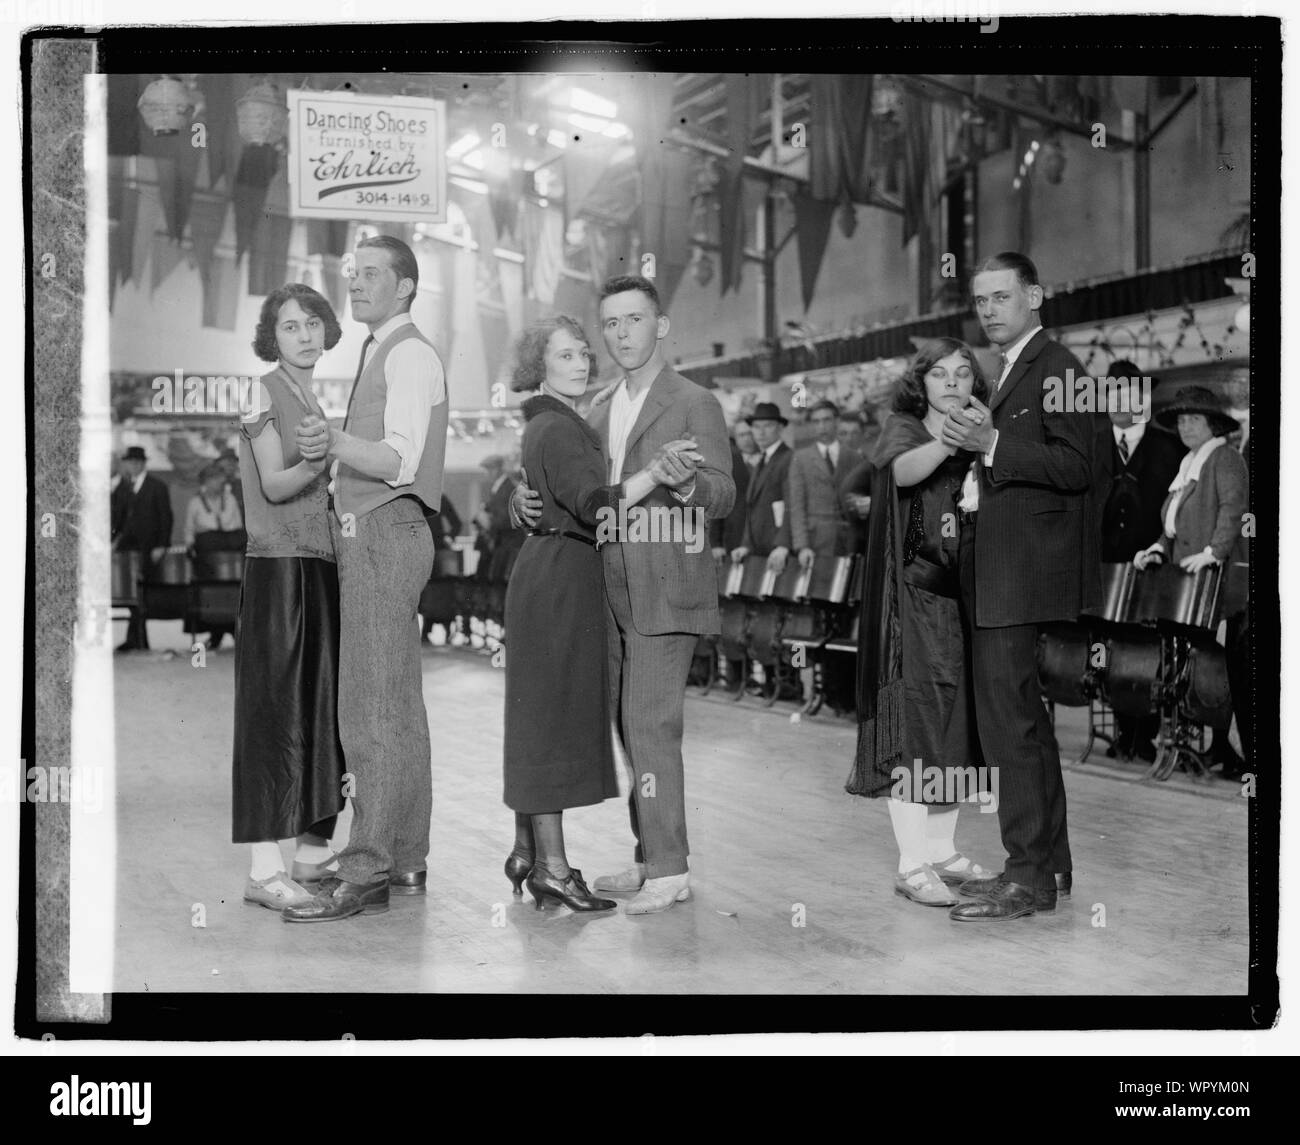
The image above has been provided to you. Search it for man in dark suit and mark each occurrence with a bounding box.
[729,402,793,570]
[512,275,735,914]
[709,431,750,561]
[942,251,1100,922]
[1094,362,1185,761]
[111,445,173,651]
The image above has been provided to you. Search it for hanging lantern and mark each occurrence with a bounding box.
[236,81,289,146]
[137,75,194,136]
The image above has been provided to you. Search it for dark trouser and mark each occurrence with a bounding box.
[960,532,1070,891]
[331,498,436,885]
[603,547,698,879]
[123,549,157,648]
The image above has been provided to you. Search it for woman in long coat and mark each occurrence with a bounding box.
[846,338,995,906]
[502,316,692,912]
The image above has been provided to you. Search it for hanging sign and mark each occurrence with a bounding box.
[286,89,446,222]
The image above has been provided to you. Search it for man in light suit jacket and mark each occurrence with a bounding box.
[514,275,735,914]
[729,402,793,570]
[778,399,864,571]
[942,251,1100,922]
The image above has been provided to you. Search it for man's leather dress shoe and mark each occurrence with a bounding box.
[282,876,389,923]
[948,879,1041,921]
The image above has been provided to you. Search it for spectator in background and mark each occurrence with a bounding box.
[836,408,867,455]
[1094,362,1184,761]
[1133,385,1250,778]
[733,418,761,470]
[1221,367,1252,773]
[839,411,875,555]
[730,402,793,571]
[705,422,753,688]
[477,454,525,583]
[784,399,864,571]
[111,444,174,652]
[184,462,246,650]
[218,447,244,517]
[710,423,751,563]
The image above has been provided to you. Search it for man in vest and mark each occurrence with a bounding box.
[284,235,449,923]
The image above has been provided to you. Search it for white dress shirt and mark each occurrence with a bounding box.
[818,441,839,470]
[607,379,651,483]
[958,324,1042,512]
[331,312,447,491]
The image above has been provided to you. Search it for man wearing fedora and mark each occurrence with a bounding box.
[111,444,174,652]
[729,401,794,572]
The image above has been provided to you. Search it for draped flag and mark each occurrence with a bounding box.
[809,74,874,205]
[793,192,835,312]
[718,74,766,295]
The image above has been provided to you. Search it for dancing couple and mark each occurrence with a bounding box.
[850,251,1098,922]
[504,274,735,915]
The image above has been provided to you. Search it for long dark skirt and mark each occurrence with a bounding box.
[859,581,983,802]
[502,534,617,813]
[232,556,345,842]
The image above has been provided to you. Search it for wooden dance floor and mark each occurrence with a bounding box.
[111,623,1249,996]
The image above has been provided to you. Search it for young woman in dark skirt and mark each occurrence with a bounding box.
[846,338,995,906]
[233,284,347,910]
[502,317,695,912]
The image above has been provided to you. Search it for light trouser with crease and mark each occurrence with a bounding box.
[603,546,698,879]
[330,497,435,885]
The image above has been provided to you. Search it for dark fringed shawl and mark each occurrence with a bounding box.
[845,413,933,796]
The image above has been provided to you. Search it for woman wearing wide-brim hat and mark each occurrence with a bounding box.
[1132,385,1247,574]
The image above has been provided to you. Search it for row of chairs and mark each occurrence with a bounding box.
[697,554,863,712]
[1036,560,1243,781]
[112,549,244,641]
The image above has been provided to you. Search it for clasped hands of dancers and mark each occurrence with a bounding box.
[231,240,1093,927]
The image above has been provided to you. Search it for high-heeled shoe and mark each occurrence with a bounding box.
[525,866,616,912]
[504,851,534,896]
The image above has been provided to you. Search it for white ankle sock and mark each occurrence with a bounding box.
[887,800,929,873]
[249,842,284,881]
[293,840,335,866]
[925,804,960,863]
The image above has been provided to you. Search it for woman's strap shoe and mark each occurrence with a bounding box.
[525,866,617,912]
[244,872,315,911]
[931,853,995,887]
[504,852,534,896]
[894,865,958,906]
